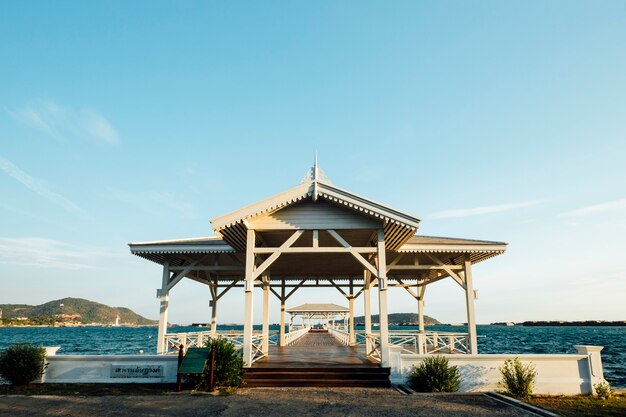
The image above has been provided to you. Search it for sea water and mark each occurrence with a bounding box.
[0,324,624,387]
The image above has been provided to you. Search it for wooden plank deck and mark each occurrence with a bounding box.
[253,331,378,368]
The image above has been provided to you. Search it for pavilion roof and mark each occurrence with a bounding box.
[129,236,234,255]
[287,303,349,313]
[210,178,420,251]
[128,234,507,267]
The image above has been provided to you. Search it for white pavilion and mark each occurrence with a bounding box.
[130,160,507,367]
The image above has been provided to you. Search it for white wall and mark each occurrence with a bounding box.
[391,345,605,395]
[42,355,178,383]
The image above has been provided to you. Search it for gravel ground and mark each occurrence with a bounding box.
[0,387,538,417]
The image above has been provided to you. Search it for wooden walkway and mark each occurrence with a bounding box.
[253,331,378,368]
[290,331,341,347]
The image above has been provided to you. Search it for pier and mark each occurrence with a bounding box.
[126,160,607,394]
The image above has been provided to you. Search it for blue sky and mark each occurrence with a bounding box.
[1,1,625,324]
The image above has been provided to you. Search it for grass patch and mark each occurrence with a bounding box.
[529,393,626,417]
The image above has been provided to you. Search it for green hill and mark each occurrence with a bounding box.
[0,298,155,325]
[348,313,440,326]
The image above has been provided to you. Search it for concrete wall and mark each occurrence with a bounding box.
[42,355,178,383]
[390,345,605,395]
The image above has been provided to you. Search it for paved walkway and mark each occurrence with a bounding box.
[0,388,539,417]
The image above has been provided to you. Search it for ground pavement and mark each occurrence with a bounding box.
[0,387,541,417]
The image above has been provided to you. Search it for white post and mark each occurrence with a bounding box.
[377,229,390,366]
[418,285,426,333]
[210,297,217,336]
[463,254,478,354]
[157,261,170,355]
[418,298,425,333]
[279,285,286,347]
[574,345,606,393]
[363,270,372,354]
[349,296,356,346]
[262,275,270,354]
[243,229,255,366]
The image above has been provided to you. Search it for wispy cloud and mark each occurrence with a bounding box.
[0,155,84,215]
[107,187,197,219]
[429,200,542,219]
[558,198,626,218]
[0,237,121,270]
[8,99,119,145]
[149,191,197,219]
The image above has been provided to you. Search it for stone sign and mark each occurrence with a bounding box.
[110,364,164,378]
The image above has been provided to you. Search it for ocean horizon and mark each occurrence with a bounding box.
[1,324,624,388]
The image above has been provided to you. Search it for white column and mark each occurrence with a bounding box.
[262,275,270,354]
[418,298,425,333]
[363,270,372,354]
[377,229,390,366]
[243,229,255,366]
[210,297,217,336]
[349,296,356,346]
[417,285,426,333]
[463,255,478,354]
[279,285,286,347]
[156,261,170,355]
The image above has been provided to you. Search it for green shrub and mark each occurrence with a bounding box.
[187,337,244,390]
[408,355,461,392]
[594,381,612,399]
[0,343,48,385]
[499,357,537,399]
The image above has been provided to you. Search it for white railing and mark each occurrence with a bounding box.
[285,326,310,346]
[250,333,268,362]
[165,331,215,352]
[328,328,350,346]
[423,332,470,354]
[356,330,471,360]
[163,330,278,364]
[366,334,381,361]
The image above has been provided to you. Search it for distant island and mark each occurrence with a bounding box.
[0,297,156,327]
[491,320,626,327]
[338,313,440,326]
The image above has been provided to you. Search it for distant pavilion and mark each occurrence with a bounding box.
[129,160,507,367]
[287,303,350,332]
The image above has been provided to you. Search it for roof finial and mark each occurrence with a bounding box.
[300,153,331,184]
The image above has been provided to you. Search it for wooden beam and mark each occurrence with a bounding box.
[327,229,379,277]
[252,230,304,280]
[425,253,466,289]
[395,277,418,299]
[387,253,405,269]
[168,265,244,271]
[253,246,377,254]
[216,280,239,301]
[285,279,306,300]
[387,264,464,271]
[269,287,281,300]
[167,255,209,290]
[328,279,348,298]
